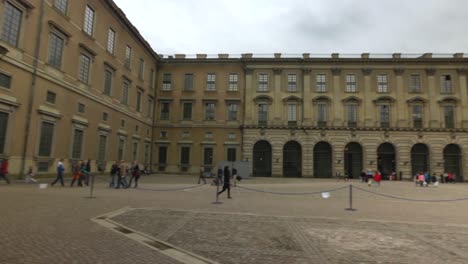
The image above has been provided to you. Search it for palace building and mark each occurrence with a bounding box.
[1,1,468,180]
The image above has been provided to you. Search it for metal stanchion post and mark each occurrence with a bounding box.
[345,184,356,211]
[86,174,96,199]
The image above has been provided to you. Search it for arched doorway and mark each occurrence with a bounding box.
[314,141,332,178]
[344,142,363,179]
[444,144,462,182]
[253,140,272,177]
[377,143,396,179]
[411,143,429,176]
[283,141,302,177]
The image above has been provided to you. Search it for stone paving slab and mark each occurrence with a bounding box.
[109,208,468,264]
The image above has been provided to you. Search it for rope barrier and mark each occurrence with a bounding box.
[352,185,468,202]
[136,184,206,192]
[236,185,349,196]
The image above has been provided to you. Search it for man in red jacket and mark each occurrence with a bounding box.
[0,158,10,184]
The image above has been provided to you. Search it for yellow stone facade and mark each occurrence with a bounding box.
[1,1,468,180]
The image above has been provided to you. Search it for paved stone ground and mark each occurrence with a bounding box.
[2,175,468,263]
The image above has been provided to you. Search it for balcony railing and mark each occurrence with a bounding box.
[288,121,297,127]
[317,121,327,127]
[347,121,357,128]
[258,120,267,127]
[413,120,423,128]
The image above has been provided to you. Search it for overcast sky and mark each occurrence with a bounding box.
[113,0,468,56]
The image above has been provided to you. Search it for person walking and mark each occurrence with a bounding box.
[109,161,119,188]
[128,160,141,188]
[25,166,37,183]
[0,158,10,184]
[70,161,82,187]
[374,171,382,187]
[217,166,232,199]
[84,159,91,186]
[51,159,65,187]
[115,160,128,189]
[198,166,207,184]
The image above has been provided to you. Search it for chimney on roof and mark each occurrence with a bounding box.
[421,53,432,58]
[196,54,207,59]
[302,53,310,59]
[175,54,186,59]
[331,53,339,59]
[392,53,401,59]
[241,53,253,58]
[274,53,282,59]
[218,54,229,59]
[361,53,370,59]
[453,53,464,58]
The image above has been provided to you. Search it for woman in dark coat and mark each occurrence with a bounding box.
[217,166,232,198]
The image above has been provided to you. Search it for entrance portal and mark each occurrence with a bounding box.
[444,144,462,182]
[411,143,429,176]
[253,140,272,177]
[377,143,396,179]
[314,141,332,178]
[344,142,363,179]
[283,141,302,177]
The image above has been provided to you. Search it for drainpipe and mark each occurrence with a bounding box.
[20,0,45,179]
[241,63,247,161]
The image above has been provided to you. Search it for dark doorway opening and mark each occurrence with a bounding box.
[253,140,272,177]
[283,141,302,177]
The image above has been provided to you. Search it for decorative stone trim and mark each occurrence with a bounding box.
[361,68,372,76]
[331,68,341,76]
[393,68,405,76]
[425,68,436,76]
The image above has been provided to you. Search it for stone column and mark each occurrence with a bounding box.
[244,69,254,124]
[302,69,312,126]
[457,69,468,128]
[362,68,373,127]
[394,68,406,127]
[273,69,282,125]
[426,68,440,128]
[332,68,342,126]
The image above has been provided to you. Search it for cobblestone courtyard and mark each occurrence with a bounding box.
[2,176,468,263]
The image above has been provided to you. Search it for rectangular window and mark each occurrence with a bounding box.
[377,74,388,93]
[37,162,49,172]
[160,102,170,120]
[441,75,452,93]
[204,103,215,120]
[0,73,12,89]
[206,73,216,91]
[203,148,213,165]
[97,135,107,162]
[38,122,54,157]
[46,91,56,104]
[132,142,138,161]
[258,74,268,91]
[184,73,193,91]
[125,45,132,68]
[316,74,327,92]
[346,74,356,92]
[0,112,9,154]
[78,103,85,113]
[102,112,108,121]
[121,80,130,104]
[83,5,95,35]
[79,53,91,84]
[158,146,167,164]
[121,119,125,128]
[287,74,297,92]
[317,104,327,127]
[107,28,115,54]
[162,74,171,91]
[136,90,142,112]
[1,2,22,47]
[71,129,84,159]
[287,104,297,124]
[118,139,125,161]
[410,75,421,92]
[228,74,238,91]
[48,33,64,69]
[228,103,238,121]
[180,146,190,165]
[258,103,268,126]
[54,0,68,14]
[182,102,192,120]
[103,69,113,96]
[444,106,454,128]
[147,98,153,117]
[380,105,390,128]
[138,58,145,80]
[227,148,236,162]
[347,105,357,127]
[412,105,423,128]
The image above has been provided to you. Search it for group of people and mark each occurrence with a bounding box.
[360,169,383,187]
[109,160,141,189]
[414,171,439,187]
[49,159,92,187]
